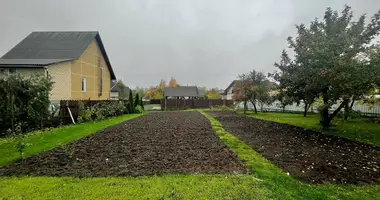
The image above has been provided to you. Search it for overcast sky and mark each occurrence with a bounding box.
[1,0,380,89]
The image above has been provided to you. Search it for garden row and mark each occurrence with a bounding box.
[0,112,246,176]
[207,111,380,184]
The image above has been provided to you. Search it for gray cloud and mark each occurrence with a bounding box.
[1,0,379,88]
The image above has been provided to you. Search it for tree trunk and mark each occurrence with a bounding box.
[350,98,355,109]
[243,98,247,114]
[344,100,349,121]
[253,103,257,114]
[320,92,330,128]
[303,103,309,117]
[344,97,356,121]
[260,102,263,112]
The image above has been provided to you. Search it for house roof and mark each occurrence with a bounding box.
[111,82,130,93]
[0,31,116,79]
[164,86,200,97]
[224,80,241,94]
[110,82,121,92]
[198,90,205,97]
[110,81,130,94]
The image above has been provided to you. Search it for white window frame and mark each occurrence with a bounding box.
[82,77,87,92]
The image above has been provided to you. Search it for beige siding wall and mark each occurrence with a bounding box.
[48,62,72,100]
[71,40,111,100]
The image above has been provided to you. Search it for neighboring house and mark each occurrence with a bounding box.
[110,81,130,100]
[197,89,206,99]
[164,86,202,99]
[222,80,241,100]
[110,82,121,100]
[0,31,116,103]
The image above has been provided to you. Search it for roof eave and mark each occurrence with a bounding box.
[94,33,116,80]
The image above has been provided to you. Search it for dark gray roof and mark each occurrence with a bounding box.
[110,82,130,94]
[164,86,199,97]
[0,31,116,79]
[110,82,121,92]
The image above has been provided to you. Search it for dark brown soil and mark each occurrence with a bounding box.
[0,112,247,177]
[207,111,380,185]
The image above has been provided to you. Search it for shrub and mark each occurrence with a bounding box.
[140,97,144,110]
[213,105,233,111]
[77,102,93,123]
[135,105,144,113]
[0,74,53,137]
[77,101,126,123]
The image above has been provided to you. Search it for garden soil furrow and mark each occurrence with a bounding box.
[207,111,380,185]
[0,112,247,177]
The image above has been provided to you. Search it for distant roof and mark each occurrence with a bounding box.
[198,90,205,97]
[224,80,242,94]
[110,82,130,93]
[110,82,121,92]
[0,31,116,79]
[164,86,200,97]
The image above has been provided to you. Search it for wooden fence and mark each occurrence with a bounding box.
[160,99,233,109]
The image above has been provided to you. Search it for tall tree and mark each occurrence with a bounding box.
[168,77,179,87]
[274,5,380,127]
[206,88,222,99]
[128,89,134,113]
[234,70,272,114]
[134,93,140,108]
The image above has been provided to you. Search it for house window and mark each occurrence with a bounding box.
[82,77,87,92]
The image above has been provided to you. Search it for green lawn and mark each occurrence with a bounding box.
[0,113,144,166]
[0,111,379,199]
[241,112,380,147]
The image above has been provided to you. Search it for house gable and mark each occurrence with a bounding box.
[71,39,111,100]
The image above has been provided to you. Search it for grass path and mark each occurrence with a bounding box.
[0,114,144,166]
[242,112,380,146]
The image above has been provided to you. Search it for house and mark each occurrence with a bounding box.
[222,80,241,100]
[110,81,130,100]
[110,82,121,100]
[0,31,116,103]
[164,86,202,99]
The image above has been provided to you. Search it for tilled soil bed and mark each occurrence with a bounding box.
[207,111,380,185]
[0,112,247,177]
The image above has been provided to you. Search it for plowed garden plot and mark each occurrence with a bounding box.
[207,111,380,185]
[0,112,246,177]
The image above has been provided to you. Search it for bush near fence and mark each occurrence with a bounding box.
[0,74,53,137]
[59,100,127,124]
